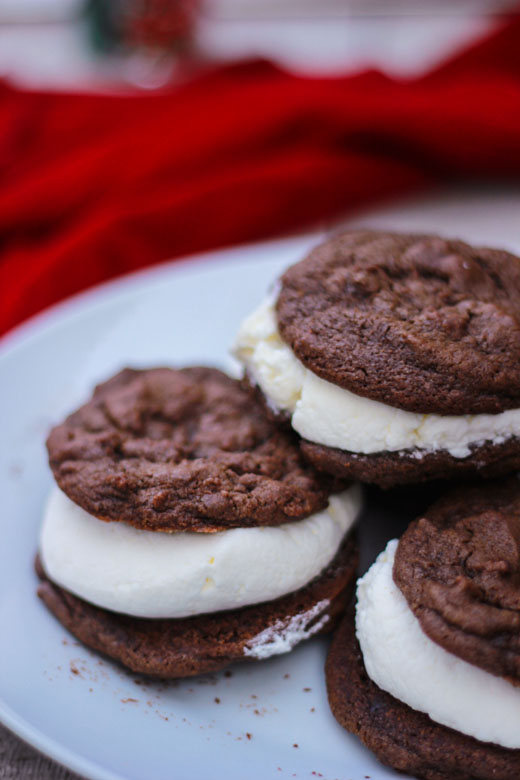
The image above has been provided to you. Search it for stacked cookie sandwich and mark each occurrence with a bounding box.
[327,480,520,780]
[37,367,360,677]
[235,230,520,486]
[233,229,520,779]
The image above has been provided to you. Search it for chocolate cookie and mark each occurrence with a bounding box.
[47,367,336,533]
[326,610,520,780]
[394,478,520,684]
[36,533,357,678]
[301,438,520,489]
[277,230,520,415]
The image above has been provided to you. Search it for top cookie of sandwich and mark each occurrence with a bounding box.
[276,230,520,414]
[47,367,335,533]
[394,478,520,684]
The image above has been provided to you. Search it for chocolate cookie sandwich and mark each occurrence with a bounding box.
[234,230,520,487]
[37,366,361,677]
[326,479,520,780]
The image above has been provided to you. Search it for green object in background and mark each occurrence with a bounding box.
[85,0,121,53]
[85,0,200,54]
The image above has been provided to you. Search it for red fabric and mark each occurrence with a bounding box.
[2,18,520,336]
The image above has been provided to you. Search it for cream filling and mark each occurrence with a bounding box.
[356,540,520,750]
[40,485,361,619]
[243,599,331,660]
[233,296,520,458]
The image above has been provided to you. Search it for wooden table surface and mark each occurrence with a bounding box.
[0,724,81,780]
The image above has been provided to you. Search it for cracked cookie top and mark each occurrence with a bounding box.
[394,478,520,683]
[47,367,336,532]
[276,230,520,414]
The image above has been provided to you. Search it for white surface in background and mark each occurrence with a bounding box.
[209,0,517,14]
[0,0,81,23]
[0,8,495,88]
[197,13,493,76]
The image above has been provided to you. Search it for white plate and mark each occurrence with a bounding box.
[2,187,520,780]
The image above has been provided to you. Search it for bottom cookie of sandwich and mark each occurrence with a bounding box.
[36,534,357,678]
[326,610,520,780]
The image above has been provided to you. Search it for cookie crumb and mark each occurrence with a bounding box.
[214,697,220,704]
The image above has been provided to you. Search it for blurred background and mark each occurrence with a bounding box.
[1,0,520,338]
[0,0,515,89]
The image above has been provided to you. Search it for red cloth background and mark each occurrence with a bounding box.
[1,17,520,336]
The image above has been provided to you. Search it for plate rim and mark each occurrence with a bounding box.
[0,699,123,780]
[0,231,320,359]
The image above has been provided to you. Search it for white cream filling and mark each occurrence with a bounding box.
[356,540,520,749]
[233,297,520,458]
[243,599,330,660]
[40,485,361,619]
